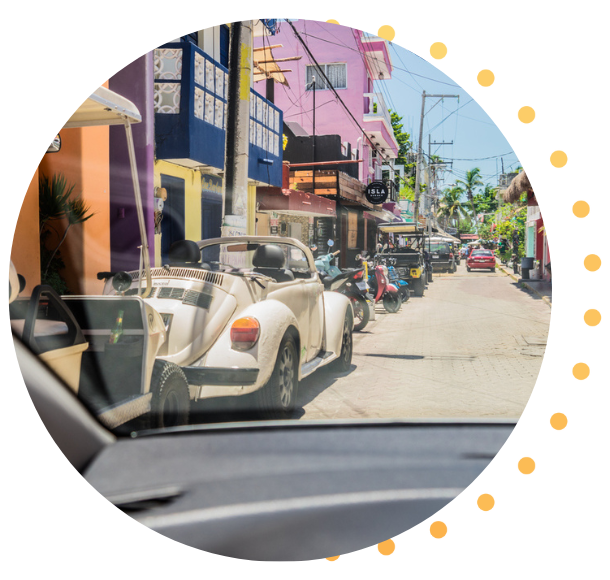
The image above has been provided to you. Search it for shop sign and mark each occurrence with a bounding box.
[365,181,389,205]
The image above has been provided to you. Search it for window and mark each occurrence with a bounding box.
[306,63,347,90]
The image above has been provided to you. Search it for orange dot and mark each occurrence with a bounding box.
[584,254,601,271]
[518,457,535,474]
[326,556,340,561]
[573,200,590,218]
[572,362,590,380]
[377,25,395,42]
[518,106,535,123]
[477,494,495,511]
[550,413,568,430]
[477,69,495,87]
[430,521,447,538]
[378,539,395,555]
[326,20,339,25]
[584,309,601,326]
[430,42,447,59]
[550,150,568,168]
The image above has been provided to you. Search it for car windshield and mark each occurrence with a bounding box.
[428,242,451,253]
[9,19,550,441]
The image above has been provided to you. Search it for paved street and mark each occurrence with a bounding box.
[296,262,551,420]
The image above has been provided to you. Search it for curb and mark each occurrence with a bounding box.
[496,261,552,308]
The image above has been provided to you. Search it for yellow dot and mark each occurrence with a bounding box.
[326,20,339,25]
[430,42,447,59]
[550,150,568,168]
[584,309,601,326]
[518,106,535,123]
[573,200,590,218]
[584,254,601,271]
[326,556,340,561]
[477,494,495,511]
[572,362,590,380]
[518,457,535,474]
[477,69,495,87]
[430,521,447,538]
[378,25,395,42]
[550,413,568,430]
[378,539,395,555]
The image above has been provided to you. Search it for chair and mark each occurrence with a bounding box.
[252,245,294,283]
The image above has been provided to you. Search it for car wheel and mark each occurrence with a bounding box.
[349,293,370,331]
[256,334,298,419]
[492,267,496,272]
[413,277,425,297]
[149,360,190,429]
[331,316,353,373]
[467,266,471,272]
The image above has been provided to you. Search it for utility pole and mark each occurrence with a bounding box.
[223,20,253,236]
[413,92,459,225]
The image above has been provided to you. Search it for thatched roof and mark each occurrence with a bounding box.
[503,171,532,203]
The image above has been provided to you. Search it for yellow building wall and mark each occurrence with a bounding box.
[154,160,202,266]
[247,184,257,235]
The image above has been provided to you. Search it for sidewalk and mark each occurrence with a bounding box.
[496,261,552,307]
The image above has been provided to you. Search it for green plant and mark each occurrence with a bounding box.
[39,173,94,293]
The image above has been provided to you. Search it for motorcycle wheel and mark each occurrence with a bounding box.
[400,286,410,302]
[383,292,401,313]
[349,294,370,331]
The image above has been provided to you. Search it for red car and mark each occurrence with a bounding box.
[467,249,496,272]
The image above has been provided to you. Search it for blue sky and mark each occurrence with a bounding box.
[380,43,521,191]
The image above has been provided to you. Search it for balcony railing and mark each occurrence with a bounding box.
[363,92,393,131]
[154,42,282,186]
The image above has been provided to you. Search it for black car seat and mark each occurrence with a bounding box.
[252,245,295,283]
[168,240,210,269]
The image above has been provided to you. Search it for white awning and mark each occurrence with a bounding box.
[64,86,141,128]
[377,221,423,234]
[365,209,401,222]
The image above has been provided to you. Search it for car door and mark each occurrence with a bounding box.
[285,245,323,361]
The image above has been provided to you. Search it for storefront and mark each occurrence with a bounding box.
[503,171,550,281]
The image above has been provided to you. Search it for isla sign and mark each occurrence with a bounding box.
[365,181,389,204]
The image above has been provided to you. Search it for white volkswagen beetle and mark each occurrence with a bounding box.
[97,236,354,424]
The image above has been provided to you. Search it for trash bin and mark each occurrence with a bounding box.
[521,257,534,280]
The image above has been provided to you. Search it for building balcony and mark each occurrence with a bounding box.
[154,41,282,186]
[363,92,399,156]
[360,35,393,80]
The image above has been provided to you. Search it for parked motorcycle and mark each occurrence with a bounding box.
[368,257,401,313]
[315,245,373,331]
[385,257,410,303]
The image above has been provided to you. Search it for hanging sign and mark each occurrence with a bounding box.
[365,181,389,205]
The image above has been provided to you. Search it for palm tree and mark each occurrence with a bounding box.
[457,167,484,230]
[39,173,95,279]
[437,186,469,229]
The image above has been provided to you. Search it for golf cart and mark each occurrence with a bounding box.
[376,222,427,297]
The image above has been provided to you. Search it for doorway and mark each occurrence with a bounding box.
[160,174,185,263]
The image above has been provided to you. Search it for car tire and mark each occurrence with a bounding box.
[331,315,353,373]
[149,360,190,430]
[492,267,496,272]
[467,266,471,272]
[256,334,298,419]
[349,294,370,332]
[413,277,425,297]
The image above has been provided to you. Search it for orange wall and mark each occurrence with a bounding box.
[11,169,41,295]
[39,126,110,295]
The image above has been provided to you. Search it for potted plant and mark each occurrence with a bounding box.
[39,173,94,294]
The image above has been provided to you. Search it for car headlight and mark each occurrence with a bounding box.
[230,317,260,350]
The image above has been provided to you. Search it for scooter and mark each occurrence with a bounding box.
[368,257,401,313]
[385,257,410,303]
[315,243,373,331]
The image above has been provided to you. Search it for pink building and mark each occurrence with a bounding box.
[254,21,399,183]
